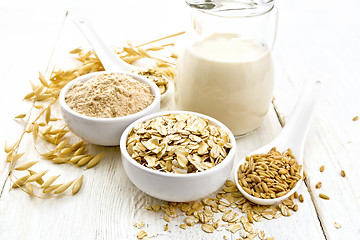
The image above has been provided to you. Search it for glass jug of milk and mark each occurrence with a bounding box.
[175,0,278,136]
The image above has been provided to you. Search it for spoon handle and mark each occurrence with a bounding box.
[71,16,136,72]
[277,80,322,152]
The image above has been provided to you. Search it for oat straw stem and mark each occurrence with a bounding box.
[135,31,185,48]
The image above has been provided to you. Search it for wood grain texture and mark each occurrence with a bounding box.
[1,0,359,239]
[272,0,360,239]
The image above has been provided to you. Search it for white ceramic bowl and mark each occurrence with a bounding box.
[120,110,236,202]
[59,71,160,146]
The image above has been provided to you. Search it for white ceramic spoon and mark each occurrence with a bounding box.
[234,80,322,205]
[71,16,174,108]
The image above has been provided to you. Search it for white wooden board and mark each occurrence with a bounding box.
[1,0,359,239]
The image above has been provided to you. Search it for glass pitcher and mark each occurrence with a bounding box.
[175,0,278,137]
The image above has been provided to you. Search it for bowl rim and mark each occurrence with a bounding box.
[120,110,237,179]
[58,71,161,122]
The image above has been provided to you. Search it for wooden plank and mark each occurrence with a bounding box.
[273,0,360,238]
[0,12,325,238]
[4,0,359,239]
[0,3,67,193]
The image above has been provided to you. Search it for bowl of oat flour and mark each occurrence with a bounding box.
[59,71,160,146]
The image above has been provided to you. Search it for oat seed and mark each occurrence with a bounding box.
[299,194,304,203]
[334,222,341,229]
[315,181,322,189]
[319,193,330,200]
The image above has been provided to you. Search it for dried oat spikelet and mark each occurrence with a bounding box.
[4,140,17,153]
[27,170,48,182]
[14,113,26,119]
[39,72,49,87]
[69,155,85,164]
[43,184,61,194]
[28,170,45,186]
[25,183,34,194]
[74,146,86,156]
[24,92,35,100]
[11,175,30,188]
[54,180,75,194]
[32,123,39,143]
[6,152,25,163]
[38,122,46,127]
[71,141,85,151]
[72,175,83,195]
[56,139,68,150]
[51,157,70,164]
[45,106,51,124]
[34,103,44,109]
[60,147,73,155]
[77,156,92,167]
[41,175,60,189]
[86,152,104,169]
[14,161,39,171]
[69,47,82,54]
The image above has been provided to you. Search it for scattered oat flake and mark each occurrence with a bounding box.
[127,114,232,174]
[334,222,342,229]
[164,215,170,222]
[136,230,147,239]
[279,204,292,217]
[134,221,145,229]
[243,222,254,232]
[180,224,188,230]
[226,223,242,233]
[202,224,215,233]
[258,230,266,240]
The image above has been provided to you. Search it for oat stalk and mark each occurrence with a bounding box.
[5,31,183,199]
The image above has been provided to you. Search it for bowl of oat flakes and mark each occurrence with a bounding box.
[59,71,160,146]
[120,111,236,202]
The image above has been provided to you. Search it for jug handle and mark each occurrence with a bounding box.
[271,8,279,51]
